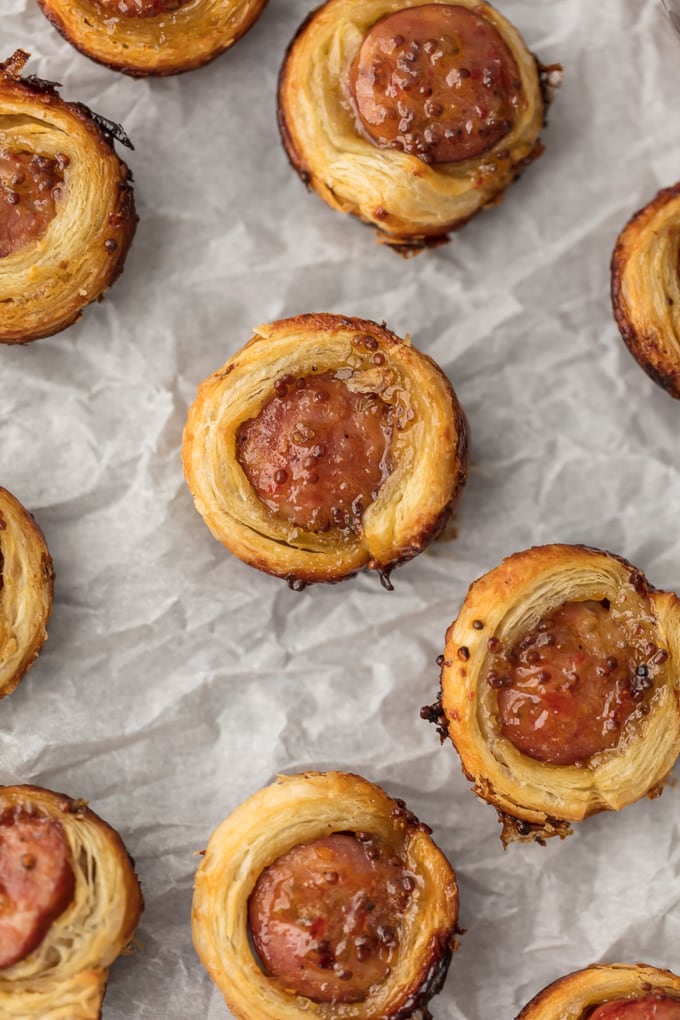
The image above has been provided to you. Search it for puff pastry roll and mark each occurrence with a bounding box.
[426,544,680,844]
[37,0,269,77]
[0,785,143,1020]
[279,0,559,253]
[182,313,469,586]
[517,964,680,1020]
[192,770,459,1020]
[611,183,680,399]
[0,487,54,700]
[0,50,136,345]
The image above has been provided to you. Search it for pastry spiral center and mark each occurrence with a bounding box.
[0,150,66,258]
[589,994,680,1020]
[236,372,393,534]
[350,3,523,164]
[0,810,75,968]
[248,833,414,1004]
[92,0,190,17]
[487,599,664,765]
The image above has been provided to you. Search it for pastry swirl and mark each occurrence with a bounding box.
[0,51,136,345]
[429,544,680,844]
[517,964,680,1020]
[0,785,143,1020]
[278,0,558,253]
[192,770,459,1020]
[182,313,469,586]
[36,0,269,77]
[0,487,54,700]
[611,183,680,399]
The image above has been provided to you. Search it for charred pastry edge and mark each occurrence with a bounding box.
[517,964,680,1020]
[277,0,559,255]
[36,0,270,78]
[0,487,54,700]
[182,312,469,587]
[611,182,680,399]
[0,785,143,1020]
[0,50,136,345]
[191,770,460,1020]
[432,543,680,845]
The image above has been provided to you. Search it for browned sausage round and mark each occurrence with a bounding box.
[0,150,66,259]
[0,811,75,969]
[590,995,680,1020]
[487,600,659,765]
[248,833,415,1004]
[350,3,523,164]
[237,372,393,533]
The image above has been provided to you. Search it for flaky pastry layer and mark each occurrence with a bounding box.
[37,0,269,77]
[182,313,468,585]
[0,51,136,344]
[611,182,680,399]
[0,786,143,1020]
[278,0,549,251]
[0,487,54,699]
[192,770,459,1020]
[438,544,680,843]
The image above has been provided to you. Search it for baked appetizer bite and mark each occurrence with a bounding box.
[279,0,559,253]
[0,50,136,344]
[517,964,680,1020]
[0,486,54,699]
[192,770,460,1020]
[37,0,269,77]
[611,183,680,399]
[0,785,143,1020]
[425,544,680,844]
[182,313,469,587]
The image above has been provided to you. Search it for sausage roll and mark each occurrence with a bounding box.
[0,487,54,700]
[0,785,143,1020]
[36,0,269,77]
[518,964,680,1020]
[0,51,136,345]
[182,313,469,586]
[426,544,680,844]
[279,0,560,253]
[192,770,459,1020]
[611,183,680,399]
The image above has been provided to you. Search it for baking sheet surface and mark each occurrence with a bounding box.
[2,1,680,1017]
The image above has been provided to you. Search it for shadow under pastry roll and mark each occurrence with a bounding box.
[425,544,680,844]
[192,770,460,1020]
[36,0,269,77]
[0,785,143,1020]
[611,183,680,399]
[182,313,469,587]
[0,486,54,700]
[278,0,560,254]
[517,964,680,1020]
[0,51,136,345]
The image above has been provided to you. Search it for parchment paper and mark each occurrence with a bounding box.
[2,1,680,1017]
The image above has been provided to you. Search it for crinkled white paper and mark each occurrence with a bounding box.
[2,1,680,1017]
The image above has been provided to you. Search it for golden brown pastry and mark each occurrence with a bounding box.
[279,0,560,253]
[36,0,269,77]
[182,313,469,586]
[192,770,459,1020]
[425,544,680,844]
[517,964,680,1020]
[0,50,136,345]
[611,183,680,399]
[0,785,143,1019]
[0,486,54,699]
